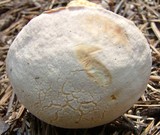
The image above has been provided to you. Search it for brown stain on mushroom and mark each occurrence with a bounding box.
[45,6,128,47]
[111,95,116,100]
[85,14,128,46]
[74,44,112,87]
[110,89,124,101]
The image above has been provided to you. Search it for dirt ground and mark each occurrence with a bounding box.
[0,0,160,135]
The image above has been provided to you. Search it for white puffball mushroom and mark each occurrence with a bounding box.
[6,0,152,128]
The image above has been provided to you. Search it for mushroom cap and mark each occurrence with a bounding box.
[6,1,152,128]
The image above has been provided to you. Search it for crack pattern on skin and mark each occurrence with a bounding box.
[33,75,111,125]
[32,50,115,125]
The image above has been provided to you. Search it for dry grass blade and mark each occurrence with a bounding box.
[134,104,160,107]
[3,18,27,35]
[0,85,12,106]
[141,120,154,135]
[153,121,160,134]
[0,78,9,84]
[124,114,143,120]
[0,46,9,50]
[147,84,160,93]
[138,1,160,18]
[114,0,125,13]
[0,0,11,6]
[150,75,160,82]
[151,22,160,41]
[6,92,15,116]
[150,44,160,57]
[16,105,25,119]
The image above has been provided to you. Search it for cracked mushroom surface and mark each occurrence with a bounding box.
[6,0,152,128]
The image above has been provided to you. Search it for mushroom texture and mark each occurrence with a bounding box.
[6,0,152,128]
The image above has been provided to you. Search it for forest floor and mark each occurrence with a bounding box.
[0,0,160,135]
